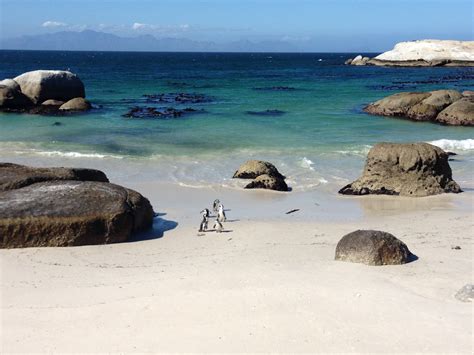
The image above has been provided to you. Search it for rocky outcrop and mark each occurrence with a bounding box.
[0,70,91,115]
[233,160,288,191]
[13,70,85,104]
[0,163,153,248]
[364,90,474,126]
[345,40,474,67]
[244,174,288,192]
[339,143,461,197]
[335,230,414,266]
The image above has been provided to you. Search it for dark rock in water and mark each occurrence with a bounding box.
[0,82,34,109]
[454,284,473,302]
[123,106,201,119]
[143,93,212,104]
[59,97,92,111]
[447,151,458,156]
[0,163,153,248]
[244,174,289,192]
[366,84,418,91]
[245,109,286,116]
[253,86,297,91]
[335,230,415,266]
[339,143,461,197]
[435,98,474,126]
[233,160,285,180]
[52,121,62,126]
[0,180,154,248]
[0,162,108,192]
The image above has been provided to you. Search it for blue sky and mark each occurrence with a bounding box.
[1,0,472,51]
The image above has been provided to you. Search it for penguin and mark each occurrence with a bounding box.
[213,199,220,213]
[217,203,226,223]
[213,219,224,233]
[199,208,210,232]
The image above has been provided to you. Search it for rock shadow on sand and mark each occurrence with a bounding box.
[129,213,178,242]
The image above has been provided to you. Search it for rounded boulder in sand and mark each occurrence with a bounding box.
[339,142,461,197]
[244,173,288,192]
[335,230,414,266]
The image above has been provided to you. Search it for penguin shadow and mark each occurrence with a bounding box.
[129,213,178,242]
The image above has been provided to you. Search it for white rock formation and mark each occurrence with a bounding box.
[375,40,474,62]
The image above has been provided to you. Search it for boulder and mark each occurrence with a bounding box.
[435,98,474,126]
[364,92,431,117]
[0,180,154,248]
[335,230,414,266]
[462,90,474,97]
[344,58,353,65]
[42,99,64,106]
[13,70,85,104]
[339,143,461,197]
[244,174,289,192]
[407,90,463,121]
[233,160,285,180]
[454,284,474,302]
[59,97,91,111]
[0,79,21,91]
[0,163,108,192]
[0,83,33,109]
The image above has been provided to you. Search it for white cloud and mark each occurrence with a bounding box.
[42,21,68,28]
[132,22,191,33]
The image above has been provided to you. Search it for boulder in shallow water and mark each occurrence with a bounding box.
[244,173,289,192]
[364,92,431,117]
[42,99,65,106]
[13,70,85,104]
[0,180,154,248]
[407,90,463,121]
[0,83,33,109]
[339,143,461,197]
[335,230,414,266]
[233,160,285,180]
[435,98,474,126]
[59,97,91,111]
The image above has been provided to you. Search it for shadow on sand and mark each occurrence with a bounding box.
[129,213,178,242]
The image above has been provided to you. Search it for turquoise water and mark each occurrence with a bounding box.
[1,51,473,190]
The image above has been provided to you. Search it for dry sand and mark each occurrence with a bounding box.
[1,178,473,353]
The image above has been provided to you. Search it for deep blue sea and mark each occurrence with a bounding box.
[1,50,473,190]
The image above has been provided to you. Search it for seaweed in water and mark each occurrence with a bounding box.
[253,86,298,91]
[123,106,203,119]
[143,93,213,104]
[245,109,286,116]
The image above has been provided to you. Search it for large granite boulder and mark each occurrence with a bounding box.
[0,163,154,248]
[233,160,285,180]
[364,90,473,126]
[364,92,431,117]
[244,174,288,192]
[13,70,85,104]
[435,98,474,126]
[59,97,92,111]
[0,163,108,191]
[339,143,461,197]
[407,90,463,121]
[335,230,414,266]
[0,83,33,109]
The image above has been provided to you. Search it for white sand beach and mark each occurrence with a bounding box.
[1,163,473,353]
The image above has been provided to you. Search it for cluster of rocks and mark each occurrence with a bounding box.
[233,160,289,191]
[339,142,461,197]
[345,40,474,67]
[364,90,474,126]
[0,70,91,115]
[124,92,210,119]
[0,163,153,248]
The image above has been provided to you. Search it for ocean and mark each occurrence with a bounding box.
[1,50,473,191]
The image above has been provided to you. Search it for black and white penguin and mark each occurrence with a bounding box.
[213,219,224,233]
[199,208,210,232]
[217,203,226,222]
[213,199,220,213]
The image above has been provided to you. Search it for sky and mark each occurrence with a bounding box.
[1,0,473,51]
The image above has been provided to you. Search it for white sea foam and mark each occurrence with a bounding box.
[36,150,123,159]
[428,139,474,151]
[300,157,315,170]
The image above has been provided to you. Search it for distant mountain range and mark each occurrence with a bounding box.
[0,30,299,52]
